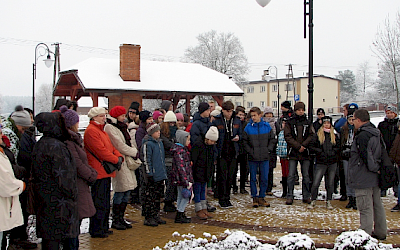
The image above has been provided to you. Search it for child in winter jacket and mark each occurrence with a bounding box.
[171,130,193,223]
[140,122,167,227]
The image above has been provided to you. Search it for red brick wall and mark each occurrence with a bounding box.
[120,44,141,81]
[108,93,143,111]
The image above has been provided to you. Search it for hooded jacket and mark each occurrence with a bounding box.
[65,129,97,220]
[104,116,138,192]
[170,130,193,187]
[191,136,215,183]
[348,122,381,189]
[0,150,24,232]
[211,112,241,158]
[190,112,211,145]
[32,112,79,239]
[243,119,276,162]
[141,135,167,182]
[378,117,399,153]
[284,114,315,160]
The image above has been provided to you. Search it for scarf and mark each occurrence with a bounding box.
[112,121,132,147]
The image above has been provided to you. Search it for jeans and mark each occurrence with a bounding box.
[113,190,131,204]
[287,160,311,199]
[176,186,189,212]
[355,186,387,239]
[249,161,269,198]
[311,163,337,200]
[343,160,355,197]
[193,182,206,203]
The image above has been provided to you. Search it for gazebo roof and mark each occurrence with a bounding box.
[55,58,243,97]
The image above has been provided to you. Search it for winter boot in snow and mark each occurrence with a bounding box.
[346,196,353,209]
[175,212,191,223]
[120,202,132,229]
[111,203,126,230]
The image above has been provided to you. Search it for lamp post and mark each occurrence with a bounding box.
[264,66,280,117]
[256,0,314,121]
[33,43,54,114]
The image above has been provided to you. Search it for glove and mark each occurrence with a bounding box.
[116,156,123,170]
[187,182,193,190]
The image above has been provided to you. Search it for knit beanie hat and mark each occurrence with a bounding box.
[60,105,79,128]
[385,105,397,114]
[316,108,325,115]
[129,101,140,113]
[198,102,210,114]
[281,101,291,109]
[164,111,177,123]
[321,115,332,124]
[109,106,126,118]
[146,122,160,136]
[294,102,305,111]
[139,110,152,123]
[88,107,106,118]
[153,111,163,121]
[205,126,219,141]
[175,129,190,146]
[175,112,184,121]
[161,100,172,111]
[263,106,273,115]
[11,110,32,127]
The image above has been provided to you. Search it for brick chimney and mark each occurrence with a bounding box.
[120,44,141,81]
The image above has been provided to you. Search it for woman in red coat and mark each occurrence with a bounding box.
[84,107,123,238]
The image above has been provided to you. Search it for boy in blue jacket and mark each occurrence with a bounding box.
[243,107,277,208]
[141,122,167,227]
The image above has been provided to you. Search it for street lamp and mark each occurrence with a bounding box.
[256,0,314,121]
[33,43,54,114]
[264,66,280,117]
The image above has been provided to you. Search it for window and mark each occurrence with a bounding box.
[235,102,241,107]
[247,102,253,108]
[284,84,293,91]
[247,86,254,93]
[260,86,265,93]
[260,101,265,108]
[272,84,278,92]
[272,101,278,108]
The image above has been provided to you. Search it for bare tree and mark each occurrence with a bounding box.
[35,84,53,113]
[372,12,400,108]
[183,30,249,84]
[356,61,373,97]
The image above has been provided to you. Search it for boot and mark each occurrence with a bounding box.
[352,197,357,210]
[120,202,132,229]
[206,201,216,212]
[201,200,213,218]
[144,217,158,227]
[281,177,288,198]
[175,212,191,223]
[111,203,126,230]
[195,202,207,220]
[163,201,177,212]
[252,197,259,208]
[346,196,353,209]
[258,197,270,207]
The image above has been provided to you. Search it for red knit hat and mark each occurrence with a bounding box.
[109,106,126,118]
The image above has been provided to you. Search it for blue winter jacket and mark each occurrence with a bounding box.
[243,119,277,162]
[190,112,211,145]
[141,135,167,182]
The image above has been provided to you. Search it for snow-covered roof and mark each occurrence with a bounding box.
[60,58,243,95]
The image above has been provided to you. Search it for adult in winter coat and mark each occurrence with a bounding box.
[190,102,211,145]
[340,111,357,209]
[127,101,141,204]
[136,110,153,152]
[244,107,277,208]
[60,106,98,223]
[31,112,79,249]
[348,109,387,240]
[284,102,315,205]
[105,106,138,230]
[0,130,25,248]
[308,116,340,209]
[84,107,123,238]
[160,111,179,212]
[212,101,241,208]
[170,130,193,223]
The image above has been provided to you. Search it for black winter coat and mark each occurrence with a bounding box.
[191,137,215,183]
[309,132,340,165]
[17,127,36,179]
[211,113,241,158]
[378,117,399,153]
[32,112,79,240]
[190,112,211,145]
[284,114,315,160]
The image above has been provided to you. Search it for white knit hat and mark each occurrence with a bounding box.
[88,107,107,118]
[205,126,219,141]
[163,111,177,123]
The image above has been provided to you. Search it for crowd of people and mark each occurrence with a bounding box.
[0,98,399,249]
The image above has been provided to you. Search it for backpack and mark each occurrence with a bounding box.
[378,136,398,190]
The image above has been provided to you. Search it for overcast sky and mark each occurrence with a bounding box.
[1,0,399,97]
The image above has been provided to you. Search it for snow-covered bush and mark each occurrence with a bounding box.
[275,233,315,250]
[334,230,393,250]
